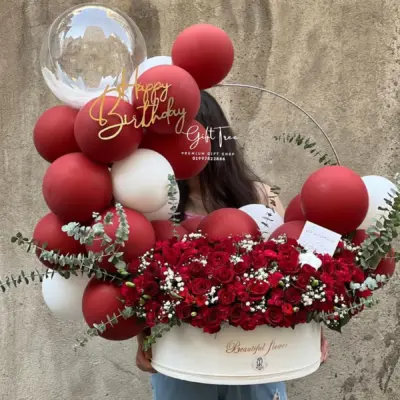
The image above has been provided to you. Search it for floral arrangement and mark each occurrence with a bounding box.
[2,8,399,377]
[122,233,380,348]
[6,168,400,350]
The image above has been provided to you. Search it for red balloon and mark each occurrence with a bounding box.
[82,278,145,341]
[198,208,259,240]
[301,166,369,235]
[33,213,86,269]
[269,220,306,241]
[140,121,210,179]
[152,220,188,241]
[351,229,369,246]
[284,194,305,223]
[172,24,234,89]
[33,106,80,162]
[375,249,396,277]
[181,216,203,233]
[74,97,143,164]
[42,153,113,223]
[86,207,156,272]
[134,65,200,134]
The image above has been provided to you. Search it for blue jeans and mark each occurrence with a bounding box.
[151,374,287,400]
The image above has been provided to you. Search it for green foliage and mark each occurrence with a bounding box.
[320,296,378,333]
[167,174,182,238]
[142,317,181,352]
[274,133,338,166]
[357,173,400,270]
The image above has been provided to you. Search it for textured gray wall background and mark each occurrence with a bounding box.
[0,0,399,399]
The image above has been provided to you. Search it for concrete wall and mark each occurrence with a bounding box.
[0,0,399,399]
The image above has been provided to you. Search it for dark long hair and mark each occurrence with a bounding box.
[176,91,262,221]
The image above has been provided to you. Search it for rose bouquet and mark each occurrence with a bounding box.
[120,231,380,348]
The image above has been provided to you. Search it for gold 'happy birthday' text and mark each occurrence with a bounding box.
[89,69,187,140]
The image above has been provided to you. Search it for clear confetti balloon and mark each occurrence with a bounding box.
[40,4,147,108]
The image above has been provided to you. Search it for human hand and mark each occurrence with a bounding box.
[320,329,329,363]
[136,330,157,373]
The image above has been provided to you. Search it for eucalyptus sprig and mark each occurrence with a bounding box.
[75,305,137,349]
[0,268,58,293]
[357,173,400,270]
[167,174,182,238]
[6,204,131,294]
[142,317,181,352]
[274,133,337,166]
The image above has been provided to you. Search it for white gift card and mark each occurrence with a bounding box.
[298,221,341,256]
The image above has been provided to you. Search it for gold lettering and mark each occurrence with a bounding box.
[89,68,187,140]
[225,340,288,357]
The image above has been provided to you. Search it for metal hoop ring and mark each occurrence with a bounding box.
[216,82,341,166]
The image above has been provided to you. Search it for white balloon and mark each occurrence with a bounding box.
[42,272,90,321]
[111,149,175,213]
[239,204,283,239]
[135,56,172,77]
[143,197,180,221]
[359,175,398,230]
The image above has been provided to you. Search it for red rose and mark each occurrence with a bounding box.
[143,281,160,297]
[214,266,235,284]
[176,303,192,320]
[268,272,284,288]
[240,316,258,331]
[188,261,205,277]
[209,251,231,267]
[191,278,212,296]
[284,287,302,304]
[267,288,284,306]
[162,247,181,265]
[336,264,352,283]
[237,290,250,303]
[247,280,270,300]
[214,240,236,253]
[178,266,190,281]
[252,252,267,269]
[302,264,320,277]
[277,244,300,274]
[321,272,335,287]
[145,261,161,278]
[196,296,207,306]
[218,287,236,305]
[264,250,278,259]
[358,289,372,298]
[278,257,300,275]
[146,310,157,327]
[352,268,366,283]
[265,307,284,326]
[179,249,197,265]
[217,305,231,320]
[127,259,140,274]
[203,308,222,333]
[230,303,244,326]
[337,249,355,263]
[295,273,311,290]
[234,255,251,274]
[293,309,308,324]
[262,240,278,251]
[282,303,293,315]
[204,264,215,276]
[120,284,140,306]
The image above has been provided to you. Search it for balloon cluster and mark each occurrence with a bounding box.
[24,5,398,343]
[273,166,397,277]
[33,4,237,340]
